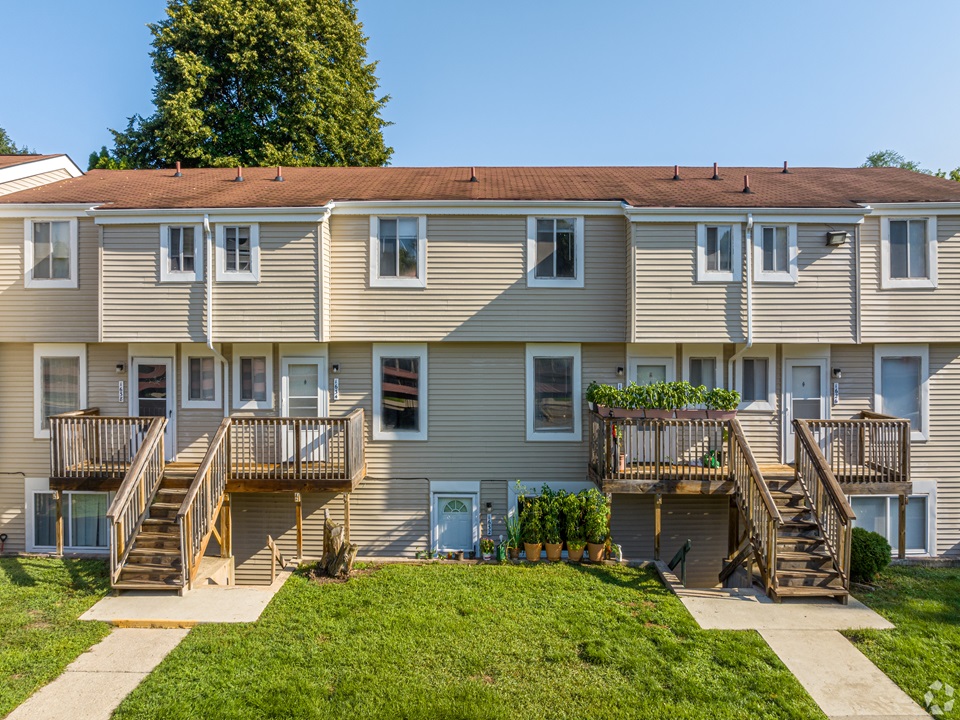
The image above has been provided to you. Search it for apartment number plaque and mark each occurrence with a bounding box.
[118,380,124,403]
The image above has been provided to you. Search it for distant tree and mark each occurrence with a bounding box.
[861,149,927,173]
[88,146,129,170]
[934,167,960,183]
[102,0,392,169]
[0,126,32,155]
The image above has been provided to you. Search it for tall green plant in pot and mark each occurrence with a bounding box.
[504,513,522,559]
[582,488,610,562]
[540,486,563,561]
[519,496,543,562]
[563,491,586,561]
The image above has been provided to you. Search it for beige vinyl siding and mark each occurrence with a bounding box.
[102,225,206,341]
[232,493,297,584]
[611,494,729,587]
[0,344,44,550]
[347,478,429,556]
[321,219,331,342]
[329,215,627,342]
[752,225,856,342]
[88,344,128,416]
[330,342,623,483]
[0,217,98,342]
[213,223,320,341]
[829,344,873,419]
[861,216,960,341]
[633,223,741,342]
[0,168,73,196]
[480,480,507,541]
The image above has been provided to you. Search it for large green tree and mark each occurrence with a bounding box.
[103,0,392,169]
[0,127,32,155]
[862,149,959,181]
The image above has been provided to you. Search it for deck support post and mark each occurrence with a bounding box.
[654,493,662,561]
[898,495,907,560]
[54,490,64,556]
[295,492,303,559]
[343,493,351,544]
[220,493,232,558]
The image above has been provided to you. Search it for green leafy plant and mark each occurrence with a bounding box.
[519,496,542,545]
[504,514,522,550]
[582,488,609,544]
[480,538,495,554]
[851,527,892,583]
[539,485,562,545]
[567,539,587,554]
[563,492,585,543]
[705,387,741,411]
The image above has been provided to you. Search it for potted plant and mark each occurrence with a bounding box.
[455,549,464,561]
[586,382,643,419]
[541,486,563,561]
[504,513,522,560]
[480,537,495,561]
[583,488,609,562]
[674,382,708,419]
[519,496,542,562]
[562,492,586,561]
[642,381,675,419]
[705,387,741,420]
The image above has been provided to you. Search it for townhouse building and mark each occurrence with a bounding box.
[1,162,958,597]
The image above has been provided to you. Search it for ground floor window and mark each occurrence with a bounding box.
[29,488,112,552]
[850,494,930,555]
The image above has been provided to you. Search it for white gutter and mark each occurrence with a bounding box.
[728,213,754,389]
[203,214,230,417]
[854,222,862,344]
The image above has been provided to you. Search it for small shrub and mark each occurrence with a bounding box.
[519,496,542,545]
[850,526,891,583]
[582,488,609,544]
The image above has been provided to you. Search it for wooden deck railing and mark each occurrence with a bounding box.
[794,420,856,590]
[802,412,910,486]
[588,413,730,486]
[178,417,231,589]
[729,418,781,596]
[49,409,155,481]
[229,410,365,485]
[104,417,167,585]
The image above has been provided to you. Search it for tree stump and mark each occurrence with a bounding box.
[320,508,359,577]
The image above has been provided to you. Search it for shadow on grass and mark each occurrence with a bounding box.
[0,556,109,593]
[62,558,109,594]
[565,561,669,593]
[0,557,38,587]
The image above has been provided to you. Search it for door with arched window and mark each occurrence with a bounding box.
[436,496,474,551]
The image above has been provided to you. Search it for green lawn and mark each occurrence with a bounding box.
[114,563,823,720]
[845,565,960,714]
[0,557,111,716]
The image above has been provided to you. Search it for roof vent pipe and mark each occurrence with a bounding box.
[782,161,790,174]
[174,161,183,178]
[234,166,244,182]
[469,167,478,183]
[673,165,681,181]
[712,162,720,181]
[742,174,752,194]
[274,165,284,182]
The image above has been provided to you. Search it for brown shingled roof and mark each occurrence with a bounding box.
[0,154,64,170]
[2,165,960,209]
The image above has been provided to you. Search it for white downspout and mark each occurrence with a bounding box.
[204,214,230,417]
[728,213,754,389]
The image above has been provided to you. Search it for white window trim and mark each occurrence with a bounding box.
[753,223,798,284]
[626,343,677,385]
[25,478,111,554]
[735,343,776,412]
[879,216,938,290]
[682,343,724,393]
[159,224,204,283]
[34,343,87,439]
[215,223,260,282]
[696,223,742,283]
[373,343,428,441]
[849,483,935,557]
[526,216,585,289]
[181,344,223,410]
[369,216,427,288]
[232,343,274,410]
[874,344,929,442]
[525,343,582,442]
[23,217,79,289]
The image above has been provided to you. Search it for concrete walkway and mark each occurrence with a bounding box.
[6,628,187,720]
[656,564,928,720]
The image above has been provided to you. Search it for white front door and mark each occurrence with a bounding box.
[280,357,328,462]
[436,496,474,552]
[130,357,176,461]
[784,357,828,463]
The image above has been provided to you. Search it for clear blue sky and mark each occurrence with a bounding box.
[3,0,959,171]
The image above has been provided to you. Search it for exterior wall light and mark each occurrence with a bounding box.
[826,231,848,246]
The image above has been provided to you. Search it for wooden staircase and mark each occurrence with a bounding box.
[764,466,849,602]
[115,463,197,590]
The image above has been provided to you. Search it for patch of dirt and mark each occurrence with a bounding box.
[469,674,496,684]
[302,563,382,585]
[644,621,669,630]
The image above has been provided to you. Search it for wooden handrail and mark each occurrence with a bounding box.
[104,417,166,585]
[267,534,285,583]
[729,419,781,520]
[178,417,232,589]
[53,407,101,417]
[794,419,855,589]
[802,415,909,486]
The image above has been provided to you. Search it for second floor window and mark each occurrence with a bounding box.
[705,226,732,273]
[526,217,584,288]
[24,218,78,288]
[697,224,741,283]
[225,226,250,272]
[753,224,797,283]
[761,226,788,273]
[160,224,203,282]
[216,223,260,282]
[370,216,427,288]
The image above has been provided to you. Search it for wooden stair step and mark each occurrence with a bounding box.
[149,502,181,511]
[113,578,183,590]
[141,518,178,529]
[129,547,181,558]
[121,560,182,571]
[774,586,849,598]
[777,550,832,562]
